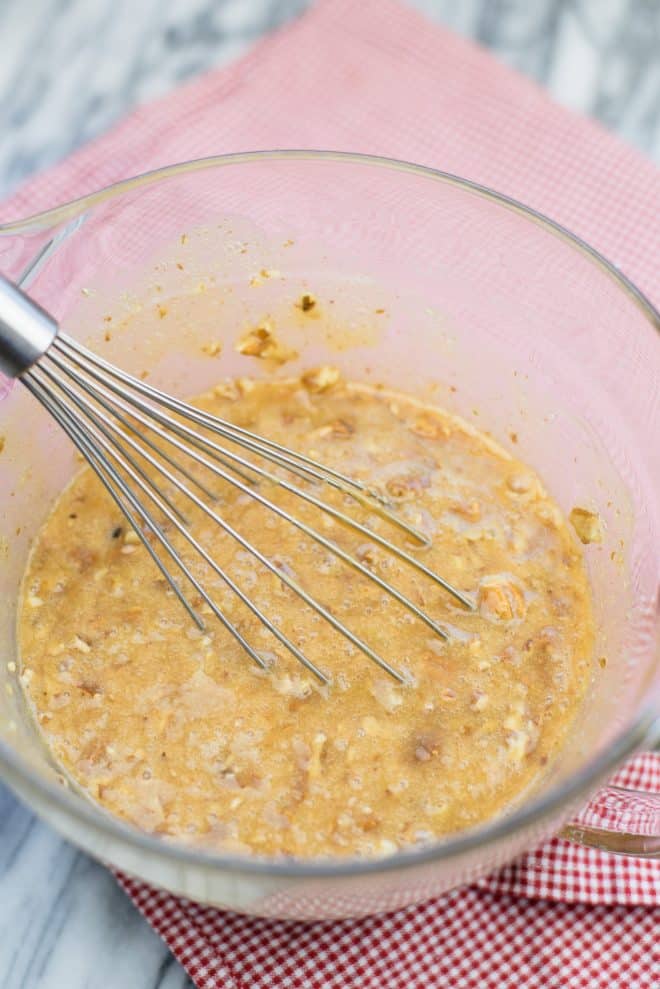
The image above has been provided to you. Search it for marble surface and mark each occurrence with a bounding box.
[0,1,659,987]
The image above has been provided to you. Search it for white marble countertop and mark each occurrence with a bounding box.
[0,1,659,987]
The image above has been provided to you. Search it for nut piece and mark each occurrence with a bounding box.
[212,380,239,401]
[385,474,426,501]
[356,543,378,566]
[470,691,489,712]
[506,731,531,762]
[301,365,341,393]
[377,838,399,855]
[236,377,257,395]
[370,679,403,713]
[409,414,451,440]
[412,732,441,762]
[273,673,313,700]
[236,321,298,364]
[308,732,327,779]
[317,418,354,439]
[451,500,481,522]
[478,577,526,622]
[361,715,385,736]
[237,323,273,357]
[506,471,536,495]
[569,507,603,545]
[296,293,316,312]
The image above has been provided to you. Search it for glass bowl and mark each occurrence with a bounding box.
[0,151,658,920]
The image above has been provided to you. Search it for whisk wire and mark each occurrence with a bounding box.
[1,273,476,683]
[25,366,297,677]
[30,360,406,683]
[22,371,206,632]
[44,350,457,642]
[49,338,473,611]
[54,335,432,547]
[17,333,475,685]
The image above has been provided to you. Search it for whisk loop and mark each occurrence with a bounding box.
[1,275,474,685]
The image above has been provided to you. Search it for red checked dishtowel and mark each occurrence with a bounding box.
[2,1,659,986]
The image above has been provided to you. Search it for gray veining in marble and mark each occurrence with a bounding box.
[0,1,659,987]
[0,0,658,201]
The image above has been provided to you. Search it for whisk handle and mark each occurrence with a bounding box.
[0,275,58,378]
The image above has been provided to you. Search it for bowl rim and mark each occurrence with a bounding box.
[0,148,658,879]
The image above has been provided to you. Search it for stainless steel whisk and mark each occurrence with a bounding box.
[0,275,474,685]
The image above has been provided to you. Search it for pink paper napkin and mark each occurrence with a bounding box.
[2,1,659,986]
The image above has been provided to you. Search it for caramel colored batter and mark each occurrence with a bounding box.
[18,373,594,857]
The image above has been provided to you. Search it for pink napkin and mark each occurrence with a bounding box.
[3,1,659,986]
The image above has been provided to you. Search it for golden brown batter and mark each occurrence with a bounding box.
[18,372,594,857]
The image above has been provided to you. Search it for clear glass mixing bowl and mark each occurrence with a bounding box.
[0,152,658,919]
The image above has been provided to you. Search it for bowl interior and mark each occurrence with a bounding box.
[0,154,658,877]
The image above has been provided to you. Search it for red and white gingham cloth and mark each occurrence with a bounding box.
[114,758,660,989]
[2,1,659,985]
[115,754,660,989]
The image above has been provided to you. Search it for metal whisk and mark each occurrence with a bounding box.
[0,275,473,685]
